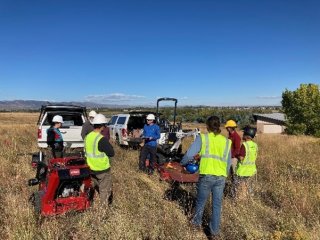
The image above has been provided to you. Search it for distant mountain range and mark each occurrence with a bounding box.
[0,100,282,111]
[0,100,129,110]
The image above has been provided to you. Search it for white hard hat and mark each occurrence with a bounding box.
[52,115,64,123]
[146,114,155,120]
[92,114,107,124]
[89,110,97,118]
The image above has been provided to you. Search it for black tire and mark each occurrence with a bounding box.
[156,153,167,165]
[31,153,40,164]
[177,145,182,155]
[115,134,120,146]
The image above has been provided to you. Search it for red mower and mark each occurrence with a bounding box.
[157,161,199,183]
[28,156,94,216]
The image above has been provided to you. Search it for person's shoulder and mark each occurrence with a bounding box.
[235,131,241,138]
[99,136,110,144]
[86,130,96,137]
[83,120,90,126]
[218,133,230,141]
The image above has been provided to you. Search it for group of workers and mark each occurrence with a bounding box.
[47,111,114,205]
[180,118,258,239]
[47,112,258,239]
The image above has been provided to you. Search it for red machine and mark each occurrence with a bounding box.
[28,156,94,216]
[157,161,199,183]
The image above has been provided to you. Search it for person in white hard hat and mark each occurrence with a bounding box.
[139,113,160,175]
[81,110,97,139]
[47,115,64,158]
[85,113,115,205]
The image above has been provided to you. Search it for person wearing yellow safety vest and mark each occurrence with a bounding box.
[181,116,231,238]
[84,113,115,205]
[235,126,258,198]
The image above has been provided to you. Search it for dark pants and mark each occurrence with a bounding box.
[53,150,63,159]
[91,170,113,205]
[50,147,63,159]
[139,145,157,172]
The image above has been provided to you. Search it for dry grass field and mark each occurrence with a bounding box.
[0,112,319,240]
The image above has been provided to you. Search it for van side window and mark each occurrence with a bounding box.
[116,117,126,125]
[110,116,118,125]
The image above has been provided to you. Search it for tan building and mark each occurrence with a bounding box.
[253,113,286,134]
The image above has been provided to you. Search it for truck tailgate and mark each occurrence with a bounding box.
[38,126,84,148]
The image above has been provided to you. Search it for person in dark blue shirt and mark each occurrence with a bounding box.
[139,114,160,175]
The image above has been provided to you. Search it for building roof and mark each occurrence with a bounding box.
[253,113,286,123]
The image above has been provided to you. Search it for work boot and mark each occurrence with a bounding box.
[147,169,154,176]
[208,234,221,240]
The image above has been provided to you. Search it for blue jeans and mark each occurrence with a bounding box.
[192,175,226,235]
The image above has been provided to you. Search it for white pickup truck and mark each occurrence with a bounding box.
[37,105,88,149]
[108,111,154,147]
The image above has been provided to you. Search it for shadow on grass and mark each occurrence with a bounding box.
[163,182,196,217]
[163,182,231,239]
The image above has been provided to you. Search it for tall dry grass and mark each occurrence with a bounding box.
[0,113,319,240]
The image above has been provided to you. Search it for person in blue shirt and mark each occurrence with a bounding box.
[139,114,160,175]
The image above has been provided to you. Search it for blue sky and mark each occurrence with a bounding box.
[0,0,319,106]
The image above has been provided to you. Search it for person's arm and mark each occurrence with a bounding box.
[234,133,241,157]
[154,125,160,140]
[47,128,55,148]
[107,128,110,140]
[98,137,115,157]
[237,144,246,161]
[226,149,231,176]
[81,121,89,139]
[180,136,201,166]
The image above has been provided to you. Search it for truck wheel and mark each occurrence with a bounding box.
[115,134,120,145]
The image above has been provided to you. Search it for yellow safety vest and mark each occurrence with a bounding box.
[85,131,110,171]
[199,133,231,177]
[236,140,258,177]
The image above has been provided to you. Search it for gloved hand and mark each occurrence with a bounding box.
[193,153,201,161]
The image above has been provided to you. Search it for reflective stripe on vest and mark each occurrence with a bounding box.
[85,131,110,171]
[236,140,257,177]
[199,133,231,177]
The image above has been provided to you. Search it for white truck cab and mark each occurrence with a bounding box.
[108,111,155,147]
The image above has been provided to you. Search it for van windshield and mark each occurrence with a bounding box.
[44,112,84,127]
